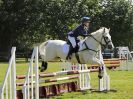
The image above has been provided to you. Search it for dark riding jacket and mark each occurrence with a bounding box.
[68,24,90,38]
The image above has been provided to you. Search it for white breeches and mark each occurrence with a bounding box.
[68,35,76,48]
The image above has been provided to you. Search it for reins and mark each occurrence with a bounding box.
[79,29,112,53]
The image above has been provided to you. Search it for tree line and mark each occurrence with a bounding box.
[0,0,133,60]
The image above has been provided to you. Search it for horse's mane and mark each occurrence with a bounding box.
[84,27,106,40]
[91,27,105,35]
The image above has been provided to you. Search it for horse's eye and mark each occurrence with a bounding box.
[105,37,108,39]
[104,37,110,41]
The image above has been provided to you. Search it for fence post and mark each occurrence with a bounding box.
[35,47,39,99]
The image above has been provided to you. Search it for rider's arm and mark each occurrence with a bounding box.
[69,25,91,37]
[78,26,90,37]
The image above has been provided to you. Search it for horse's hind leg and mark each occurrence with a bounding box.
[39,61,48,72]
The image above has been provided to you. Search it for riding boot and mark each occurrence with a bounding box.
[74,45,79,53]
[66,47,73,60]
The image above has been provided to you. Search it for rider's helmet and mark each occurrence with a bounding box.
[81,17,91,24]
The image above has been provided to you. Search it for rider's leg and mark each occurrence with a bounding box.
[68,36,76,48]
[73,38,80,53]
[74,43,79,53]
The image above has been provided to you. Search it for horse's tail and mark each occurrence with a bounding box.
[39,41,49,59]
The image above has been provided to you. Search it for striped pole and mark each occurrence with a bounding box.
[40,76,79,83]
[16,76,78,86]
[16,69,98,79]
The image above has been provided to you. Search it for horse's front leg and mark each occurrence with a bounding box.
[91,58,106,79]
[98,65,104,79]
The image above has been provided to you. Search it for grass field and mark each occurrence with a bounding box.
[0,60,133,99]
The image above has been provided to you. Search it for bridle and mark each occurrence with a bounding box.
[81,29,112,53]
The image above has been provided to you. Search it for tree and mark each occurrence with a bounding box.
[0,0,133,61]
[98,0,133,48]
[0,0,45,59]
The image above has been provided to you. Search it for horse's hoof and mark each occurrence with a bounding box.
[40,69,44,72]
[43,65,48,70]
[39,67,44,72]
[98,75,103,79]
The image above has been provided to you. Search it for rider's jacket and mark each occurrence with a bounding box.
[68,24,90,38]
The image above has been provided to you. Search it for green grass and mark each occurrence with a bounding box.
[0,60,133,99]
[50,70,133,99]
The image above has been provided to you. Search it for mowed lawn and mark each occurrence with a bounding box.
[0,60,133,99]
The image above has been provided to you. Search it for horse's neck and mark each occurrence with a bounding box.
[85,32,103,51]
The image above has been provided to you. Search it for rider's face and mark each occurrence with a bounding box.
[84,21,90,28]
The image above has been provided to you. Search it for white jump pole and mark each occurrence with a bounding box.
[78,64,91,90]
[35,47,39,99]
[12,47,17,99]
[0,47,16,99]
[22,47,39,99]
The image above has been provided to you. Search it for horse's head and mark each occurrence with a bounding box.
[84,27,114,51]
[101,27,114,50]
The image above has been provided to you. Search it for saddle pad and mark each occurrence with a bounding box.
[62,43,69,54]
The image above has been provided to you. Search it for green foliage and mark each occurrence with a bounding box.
[0,0,45,51]
[99,0,133,47]
[0,0,133,53]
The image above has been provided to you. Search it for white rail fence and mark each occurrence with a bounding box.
[0,47,16,99]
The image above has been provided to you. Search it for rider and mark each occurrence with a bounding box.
[67,16,91,59]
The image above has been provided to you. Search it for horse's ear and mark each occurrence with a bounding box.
[108,28,110,32]
[103,27,105,32]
